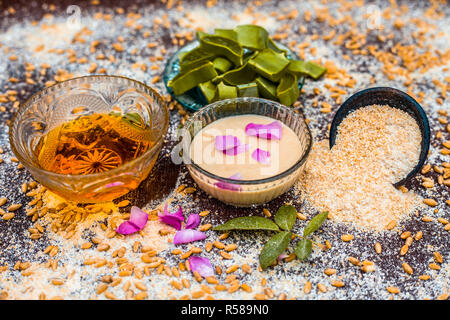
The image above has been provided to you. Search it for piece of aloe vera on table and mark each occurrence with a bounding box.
[179,47,215,71]
[200,35,244,66]
[277,72,299,106]
[248,48,290,82]
[198,81,218,103]
[214,28,238,41]
[218,62,256,86]
[288,60,327,80]
[213,57,233,74]
[168,61,218,95]
[237,82,259,97]
[217,81,238,100]
[267,37,288,55]
[235,24,269,51]
[255,76,277,100]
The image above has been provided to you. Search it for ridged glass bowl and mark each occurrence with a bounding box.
[180,97,312,207]
[10,75,169,203]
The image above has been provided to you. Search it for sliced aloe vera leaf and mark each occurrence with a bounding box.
[214,28,238,41]
[200,35,243,66]
[235,24,269,51]
[213,57,233,74]
[218,62,256,86]
[213,216,279,231]
[277,72,299,106]
[248,48,290,82]
[217,81,238,100]
[198,81,218,103]
[122,112,144,126]
[237,82,259,97]
[288,60,327,80]
[255,76,277,100]
[196,30,208,40]
[168,61,218,95]
[267,37,288,55]
[179,47,215,71]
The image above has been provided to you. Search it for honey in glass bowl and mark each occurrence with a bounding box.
[34,113,154,175]
[10,75,169,203]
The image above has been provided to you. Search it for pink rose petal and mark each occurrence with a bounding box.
[116,221,141,235]
[185,214,200,229]
[189,256,214,277]
[222,143,249,156]
[215,135,240,151]
[245,121,282,140]
[215,135,249,156]
[215,172,243,191]
[158,203,184,230]
[129,206,149,227]
[173,229,206,244]
[116,206,148,235]
[252,148,271,164]
[159,215,183,230]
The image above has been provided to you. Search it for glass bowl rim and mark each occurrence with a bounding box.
[184,97,313,185]
[9,75,170,181]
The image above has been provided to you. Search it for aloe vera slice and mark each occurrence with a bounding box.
[200,35,243,66]
[255,76,277,100]
[237,82,259,97]
[248,49,290,82]
[267,37,288,55]
[235,24,268,51]
[213,57,233,74]
[219,62,256,86]
[180,47,215,71]
[214,28,238,41]
[243,50,258,64]
[168,61,218,95]
[198,81,218,103]
[277,72,299,106]
[196,30,208,40]
[217,82,238,100]
[288,60,327,80]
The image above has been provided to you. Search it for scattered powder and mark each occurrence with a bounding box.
[298,105,423,231]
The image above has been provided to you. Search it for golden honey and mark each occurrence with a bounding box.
[34,112,154,176]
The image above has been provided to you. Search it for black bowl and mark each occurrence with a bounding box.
[329,87,430,187]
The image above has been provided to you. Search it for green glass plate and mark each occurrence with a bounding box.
[163,41,305,113]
